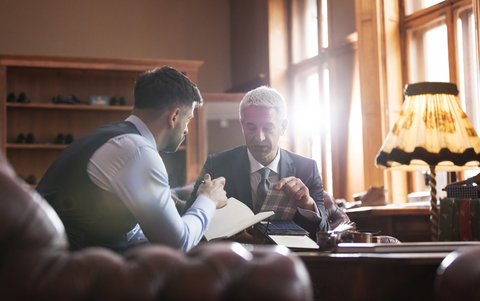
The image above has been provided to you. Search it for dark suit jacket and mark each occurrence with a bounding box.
[184,145,330,239]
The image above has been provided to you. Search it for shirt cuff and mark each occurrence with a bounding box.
[190,194,217,218]
[297,203,322,222]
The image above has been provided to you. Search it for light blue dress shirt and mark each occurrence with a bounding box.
[87,115,216,252]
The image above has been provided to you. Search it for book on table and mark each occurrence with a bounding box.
[204,194,320,250]
[204,197,274,241]
[258,219,355,250]
[267,235,320,250]
[256,220,319,250]
[256,219,309,236]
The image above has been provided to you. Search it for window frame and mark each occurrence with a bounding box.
[400,0,473,88]
[286,0,359,195]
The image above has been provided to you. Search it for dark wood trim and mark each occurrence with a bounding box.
[0,54,203,73]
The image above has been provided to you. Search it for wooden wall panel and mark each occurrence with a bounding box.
[354,0,386,190]
[474,0,480,96]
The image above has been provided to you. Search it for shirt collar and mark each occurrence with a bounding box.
[247,148,281,175]
[125,115,157,149]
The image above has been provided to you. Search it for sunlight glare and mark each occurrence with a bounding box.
[425,24,449,82]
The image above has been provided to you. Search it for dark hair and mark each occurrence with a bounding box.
[133,66,202,113]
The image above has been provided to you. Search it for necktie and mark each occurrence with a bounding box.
[256,168,270,213]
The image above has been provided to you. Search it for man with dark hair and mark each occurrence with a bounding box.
[134,66,201,111]
[37,66,227,253]
[184,86,329,241]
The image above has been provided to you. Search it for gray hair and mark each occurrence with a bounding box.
[239,86,287,122]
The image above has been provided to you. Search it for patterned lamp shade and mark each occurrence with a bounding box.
[376,82,480,171]
[375,82,480,241]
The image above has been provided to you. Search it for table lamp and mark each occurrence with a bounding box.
[376,82,480,241]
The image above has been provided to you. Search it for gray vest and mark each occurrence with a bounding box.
[36,121,141,253]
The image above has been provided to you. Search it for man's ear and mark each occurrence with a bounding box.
[167,108,181,128]
[280,119,289,135]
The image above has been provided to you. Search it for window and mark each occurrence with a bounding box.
[292,0,319,63]
[402,0,479,189]
[407,18,449,83]
[404,0,443,16]
[291,65,333,190]
[457,7,479,131]
[404,0,478,131]
[289,0,334,193]
[288,0,358,196]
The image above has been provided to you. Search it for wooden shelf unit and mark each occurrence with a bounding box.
[0,54,205,188]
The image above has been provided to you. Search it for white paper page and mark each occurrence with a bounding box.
[269,235,319,249]
[204,197,274,241]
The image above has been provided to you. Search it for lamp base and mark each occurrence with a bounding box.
[430,165,439,241]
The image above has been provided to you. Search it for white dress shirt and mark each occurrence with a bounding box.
[87,115,216,252]
[247,149,321,221]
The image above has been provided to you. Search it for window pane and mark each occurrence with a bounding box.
[407,17,449,83]
[292,66,321,151]
[457,7,479,132]
[404,0,443,16]
[292,0,319,63]
[321,0,328,48]
[292,65,332,192]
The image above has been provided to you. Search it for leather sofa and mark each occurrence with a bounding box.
[0,152,313,301]
[323,190,350,230]
[435,246,480,301]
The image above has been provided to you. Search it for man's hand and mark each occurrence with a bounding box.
[275,176,315,211]
[197,173,228,209]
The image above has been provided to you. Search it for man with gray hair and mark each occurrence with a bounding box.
[183,86,329,240]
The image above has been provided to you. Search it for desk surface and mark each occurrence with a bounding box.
[298,250,447,301]
[298,250,448,264]
[346,204,432,242]
[346,204,431,216]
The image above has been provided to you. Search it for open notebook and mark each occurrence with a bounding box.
[204,197,274,241]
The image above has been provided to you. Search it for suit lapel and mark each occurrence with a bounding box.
[279,148,296,179]
[233,146,254,209]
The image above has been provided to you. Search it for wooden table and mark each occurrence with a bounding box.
[345,205,431,242]
[298,251,447,301]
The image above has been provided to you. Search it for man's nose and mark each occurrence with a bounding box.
[254,130,265,141]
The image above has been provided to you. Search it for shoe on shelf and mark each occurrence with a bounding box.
[52,95,81,105]
[17,92,31,103]
[7,93,16,103]
[109,97,117,105]
[65,134,74,144]
[119,97,126,105]
[16,133,26,143]
[25,133,38,144]
[54,133,65,144]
